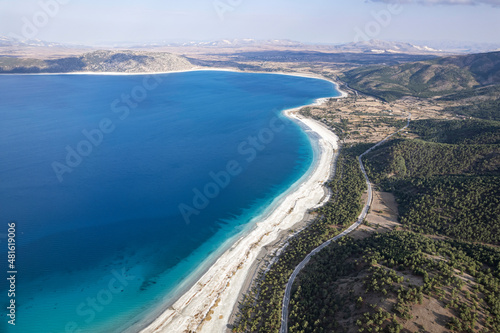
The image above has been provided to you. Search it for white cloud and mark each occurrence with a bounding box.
[369,0,500,6]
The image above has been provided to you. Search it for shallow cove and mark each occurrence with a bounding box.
[0,71,340,333]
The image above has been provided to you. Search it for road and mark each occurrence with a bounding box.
[342,82,359,97]
[279,113,411,333]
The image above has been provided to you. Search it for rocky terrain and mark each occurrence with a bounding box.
[0,50,194,73]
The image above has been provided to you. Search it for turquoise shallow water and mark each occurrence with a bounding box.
[0,71,339,332]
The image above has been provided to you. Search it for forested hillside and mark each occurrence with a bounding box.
[387,176,500,244]
[364,139,498,181]
[288,231,500,332]
[341,51,500,101]
[234,116,500,333]
[362,119,500,245]
[438,85,500,121]
[364,119,500,181]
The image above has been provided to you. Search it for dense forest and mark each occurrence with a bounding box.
[364,139,498,182]
[362,119,500,245]
[444,99,500,121]
[386,176,500,244]
[288,231,500,333]
[438,85,500,121]
[232,146,366,332]
[281,117,500,333]
[409,119,500,145]
[363,119,500,183]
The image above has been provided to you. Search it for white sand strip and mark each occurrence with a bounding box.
[5,68,346,333]
[0,67,348,101]
[139,87,344,333]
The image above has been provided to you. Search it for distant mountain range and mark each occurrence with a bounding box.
[0,50,193,73]
[328,40,440,54]
[341,51,500,101]
[2,36,500,55]
[409,40,500,55]
[128,38,305,48]
[109,39,500,55]
[0,36,83,48]
[2,37,500,77]
[112,39,447,54]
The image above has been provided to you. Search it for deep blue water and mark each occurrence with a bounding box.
[0,71,339,332]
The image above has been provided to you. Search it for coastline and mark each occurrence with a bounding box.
[138,74,346,333]
[0,68,346,332]
[0,67,348,99]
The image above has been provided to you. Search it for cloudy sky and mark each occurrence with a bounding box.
[0,0,499,45]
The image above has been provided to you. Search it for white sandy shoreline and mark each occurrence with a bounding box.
[0,67,348,99]
[137,74,345,333]
[1,68,346,332]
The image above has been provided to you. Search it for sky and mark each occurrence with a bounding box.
[0,0,499,45]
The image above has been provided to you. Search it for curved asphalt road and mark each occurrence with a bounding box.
[280,114,411,333]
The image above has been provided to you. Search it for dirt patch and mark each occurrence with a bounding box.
[300,93,457,145]
[403,297,454,333]
[352,191,400,239]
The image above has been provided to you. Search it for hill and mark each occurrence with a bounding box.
[282,119,500,333]
[288,231,500,332]
[0,50,194,73]
[363,119,500,245]
[364,119,500,181]
[438,83,500,121]
[341,51,500,101]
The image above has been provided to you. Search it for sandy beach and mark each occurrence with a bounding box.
[139,77,345,333]
[3,67,344,332]
[0,67,348,100]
